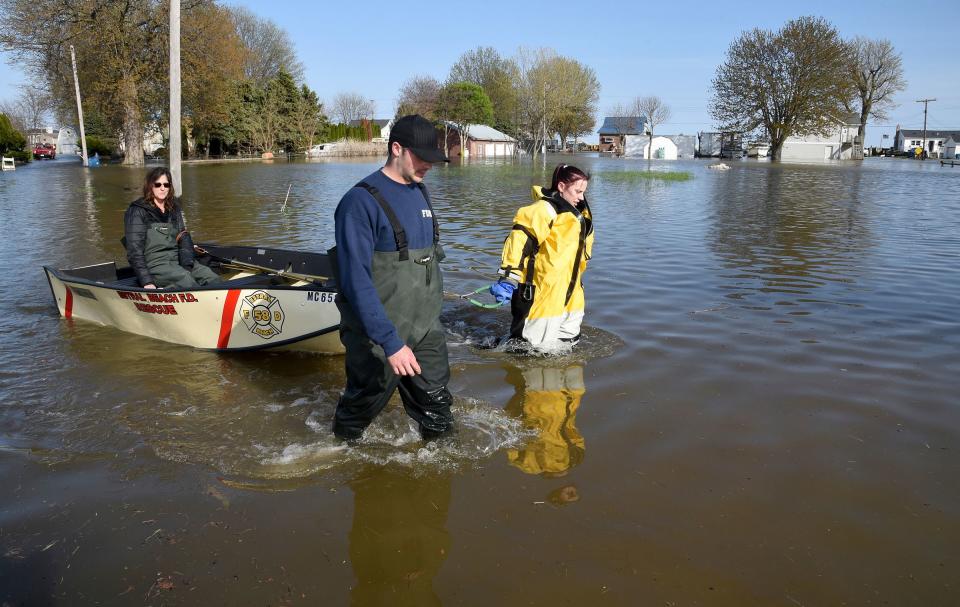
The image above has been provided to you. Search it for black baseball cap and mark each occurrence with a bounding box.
[389,114,449,163]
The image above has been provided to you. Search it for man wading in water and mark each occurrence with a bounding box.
[329,115,455,441]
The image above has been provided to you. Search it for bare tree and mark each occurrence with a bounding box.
[633,96,671,159]
[0,85,51,139]
[396,75,441,119]
[849,37,906,144]
[0,99,26,133]
[229,6,304,84]
[330,92,375,125]
[711,16,854,161]
[15,84,53,130]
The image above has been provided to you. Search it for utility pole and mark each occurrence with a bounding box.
[916,98,936,160]
[170,0,182,193]
[70,46,89,167]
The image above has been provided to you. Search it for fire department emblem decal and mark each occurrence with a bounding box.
[239,290,285,339]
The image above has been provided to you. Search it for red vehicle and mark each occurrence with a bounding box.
[33,143,56,159]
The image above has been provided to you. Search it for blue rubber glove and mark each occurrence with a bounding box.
[489,280,516,303]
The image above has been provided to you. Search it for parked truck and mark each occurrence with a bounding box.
[32,143,56,159]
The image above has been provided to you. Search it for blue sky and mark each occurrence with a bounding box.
[2,0,958,146]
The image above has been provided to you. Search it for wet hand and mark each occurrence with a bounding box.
[388,345,421,376]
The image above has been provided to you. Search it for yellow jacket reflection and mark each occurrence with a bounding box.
[506,365,585,476]
[499,185,594,346]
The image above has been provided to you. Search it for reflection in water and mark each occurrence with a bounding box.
[80,168,103,245]
[707,165,870,308]
[504,364,585,477]
[349,467,450,606]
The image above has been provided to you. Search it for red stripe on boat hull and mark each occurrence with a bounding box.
[65,287,74,318]
[217,289,241,349]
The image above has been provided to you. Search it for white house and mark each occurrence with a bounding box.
[894,128,960,158]
[116,127,165,156]
[780,114,863,161]
[57,126,80,156]
[943,137,960,160]
[26,127,57,148]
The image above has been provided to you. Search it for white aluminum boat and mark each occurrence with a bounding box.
[306,142,340,157]
[43,243,344,353]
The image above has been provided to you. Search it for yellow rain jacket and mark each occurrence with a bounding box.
[498,185,594,345]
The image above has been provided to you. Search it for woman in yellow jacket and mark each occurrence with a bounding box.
[490,164,594,347]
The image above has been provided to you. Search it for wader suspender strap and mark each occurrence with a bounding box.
[511,224,540,285]
[564,205,589,305]
[356,181,409,261]
[415,182,440,245]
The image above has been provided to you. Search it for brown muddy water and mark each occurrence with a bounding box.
[0,154,957,605]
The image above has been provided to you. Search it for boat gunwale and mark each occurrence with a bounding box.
[43,265,337,294]
[42,242,338,294]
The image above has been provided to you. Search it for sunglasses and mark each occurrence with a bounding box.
[153,182,171,189]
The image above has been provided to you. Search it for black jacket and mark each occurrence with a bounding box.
[123,197,194,286]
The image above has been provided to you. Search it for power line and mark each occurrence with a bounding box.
[916,98,936,157]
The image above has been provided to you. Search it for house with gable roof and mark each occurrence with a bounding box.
[443,123,516,158]
[942,136,960,160]
[779,113,863,160]
[597,116,646,155]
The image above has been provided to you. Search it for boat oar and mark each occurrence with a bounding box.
[195,246,329,284]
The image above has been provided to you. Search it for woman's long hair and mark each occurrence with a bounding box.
[142,167,177,209]
[550,163,590,190]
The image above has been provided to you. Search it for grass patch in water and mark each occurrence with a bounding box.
[598,170,693,182]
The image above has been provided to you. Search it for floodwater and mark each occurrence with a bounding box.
[1,153,958,605]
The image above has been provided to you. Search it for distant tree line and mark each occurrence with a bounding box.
[396,46,600,158]
[0,0,339,164]
[1,4,906,166]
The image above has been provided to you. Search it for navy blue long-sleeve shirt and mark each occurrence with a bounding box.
[334,169,437,356]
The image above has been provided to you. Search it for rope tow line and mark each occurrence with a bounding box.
[445,286,507,309]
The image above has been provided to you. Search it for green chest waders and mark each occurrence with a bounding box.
[330,181,454,440]
[144,221,219,289]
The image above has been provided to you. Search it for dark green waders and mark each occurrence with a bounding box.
[144,221,220,288]
[330,182,454,440]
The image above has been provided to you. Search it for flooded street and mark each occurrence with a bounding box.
[1,154,958,605]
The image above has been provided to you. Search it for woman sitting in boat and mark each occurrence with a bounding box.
[123,167,220,289]
[490,163,594,348]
